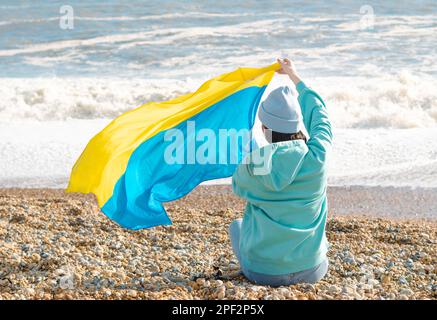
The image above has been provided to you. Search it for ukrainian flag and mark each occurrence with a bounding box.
[67,62,279,229]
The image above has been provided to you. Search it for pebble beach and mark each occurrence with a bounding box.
[0,186,435,300]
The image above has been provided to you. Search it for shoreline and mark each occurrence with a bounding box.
[1,184,435,221]
[2,125,437,190]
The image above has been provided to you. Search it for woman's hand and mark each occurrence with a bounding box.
[276,58,302,85]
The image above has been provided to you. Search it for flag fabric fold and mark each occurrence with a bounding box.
[66,62,279,229]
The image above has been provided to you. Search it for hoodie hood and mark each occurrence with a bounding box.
[244,140,308,191]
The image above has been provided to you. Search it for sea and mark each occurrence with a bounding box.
[0,0,436,188]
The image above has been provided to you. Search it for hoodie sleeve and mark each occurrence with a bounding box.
[296,81,332,163]
[232,146,272,199]
[232,162,251,199]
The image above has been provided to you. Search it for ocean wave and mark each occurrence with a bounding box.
[7,14,435,58]
[1,73,436,129]
[0,19,286,57]
[313,72,437,129]
[0,11,257,27]
[0,78,194,121]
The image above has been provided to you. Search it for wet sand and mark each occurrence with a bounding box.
[0,186,436,300]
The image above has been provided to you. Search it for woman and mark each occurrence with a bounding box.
[230,58,332,287]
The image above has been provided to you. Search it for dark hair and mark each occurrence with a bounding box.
[262,125,307,143]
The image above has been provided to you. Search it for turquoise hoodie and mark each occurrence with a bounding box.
[232,81,332,275]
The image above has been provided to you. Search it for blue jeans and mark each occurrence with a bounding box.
[229,218,328,287]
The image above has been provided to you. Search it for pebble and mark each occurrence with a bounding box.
[24,288,35,296]
[249,285,260,292]
[342,253,356,265]
[420,233,430,240]
[128,290,138,298]
[277,288,291,297]
[375,267,385,274]
[405,259,414,269]
[31,253,41,263]
[59,275,74,290]
[381,275,391,285]
[399,288,413,296]
[368,279,379,286]
[328,285,341,295]
[195,278,205,288]
[0,188,435,300]
[342,285,356,295]
[386,261,395,269]
[216,286,226,299]
[399,276,408,285]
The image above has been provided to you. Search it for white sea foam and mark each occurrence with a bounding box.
[1,120,436,189]
[0,78,194,121]
[0,120,110,188]
[328,128,437,188]
[312,73,437,129]
[1,73,436,129]
[0,12,256,27]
